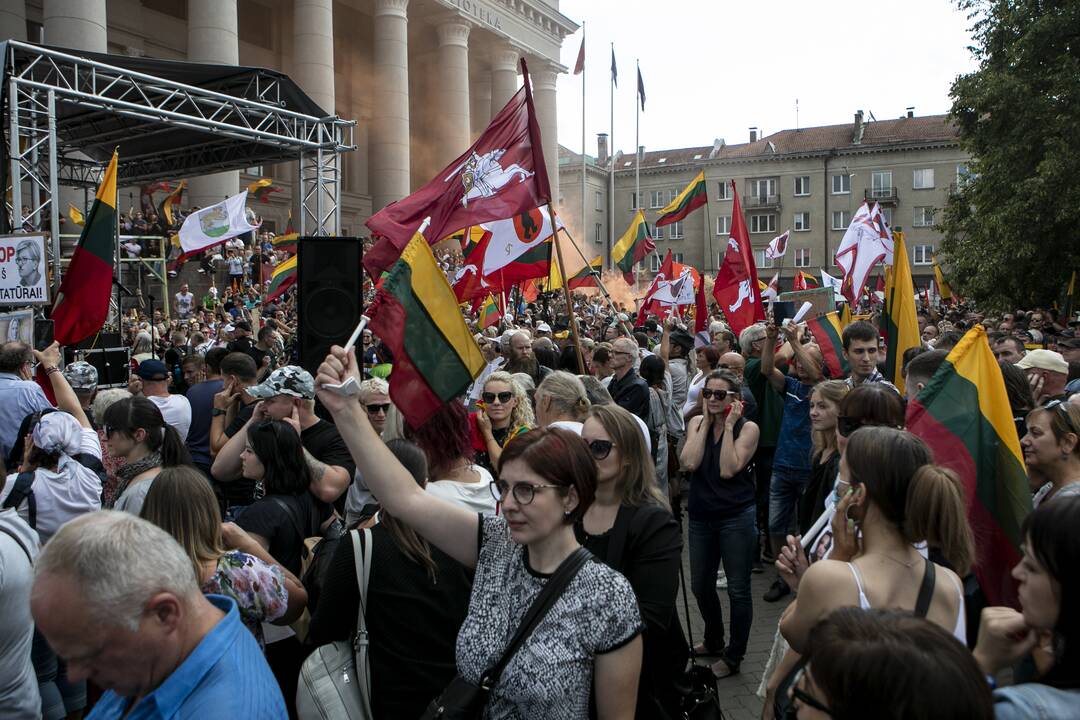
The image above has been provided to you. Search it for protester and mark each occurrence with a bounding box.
[308,439,472,719]
[128,358,193,442]
[683,345,721,417]
[473,371,534,475]
[1017,350,1070,406]
[0,504,38,719]
[1022,401,1080,506]
[503,330,550,386]
[31,512,287,718]
[317,347,643,718]
[798,380,850,534]
[534,370,591,433]
[0,341,53,463]
[103,396,191,514]
[842,320,898,391]
[608,337,650,421]
[639,354,671,497]
[185,347,226,478]
[680,369,760,678]
[342,377,394,525]
[994,335,1027,365]
[414,400,498,515]
[62,360,98,419]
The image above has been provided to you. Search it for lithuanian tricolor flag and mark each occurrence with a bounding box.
[882,231,920,395]
[368,227,485,429]
[478,293,502,329]
[932,254,952,301]
[247,178,281,203]
[158,179,185,226]
[805,311,849,379]
[52,150,118,346]
[656,170,707,227]
[906,325,1031,607]
[264,254,297,304]
[568,256,603,290]
[793,271,819,291]
[613,210,655,284]
[273,211,299,253]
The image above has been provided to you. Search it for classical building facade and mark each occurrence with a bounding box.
[0,0,577,234]
[560,111,970,287]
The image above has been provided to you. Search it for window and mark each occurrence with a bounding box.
[649,254,661,272]
[650,190,664,208]
[750,214,776,234]
[879,207,893,227]
[669,189,679,205]
[595,191,603,211]
[793,212,811,231]
[832,174,850,194]
[913,169,935,190]
[668,221,684,239]
[793,176,810,196]
[795,248,812,267]
[594,223,603,244]
[715,216,731,236]
[757,250,774,269]
[832,210,850,230]
[750,178,777,200]
[870,170,893,197]
[913,206,935,227]
[913,244,934,265]
[717,181,732,200]
[673,252,684,264]
[630,192,638,209]
[654,224,664,240]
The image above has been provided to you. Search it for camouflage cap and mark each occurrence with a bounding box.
[63,361,98,392]
[246,365,316,400]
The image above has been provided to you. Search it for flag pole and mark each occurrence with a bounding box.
[546,204,586,374]
[560,226,632,336]
[608,43,615,272]
[635,58,640,239]
[703,167,714,272]
[580,22,586,262]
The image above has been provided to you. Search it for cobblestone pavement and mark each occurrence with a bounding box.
[675,522,790,720]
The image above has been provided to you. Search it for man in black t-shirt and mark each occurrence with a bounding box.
[211,365,354,508]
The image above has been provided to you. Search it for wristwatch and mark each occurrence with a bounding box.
[211,408,227,417]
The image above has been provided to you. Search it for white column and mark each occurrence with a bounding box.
[293,0,335,117]
[43,0,107,52]
[435,20,471,168]
[490,47,519,118]
[532,63,560,207]
[370,0,411,212]
[470,67,492,138]
[0,0,26,42]
[187,0,239,209]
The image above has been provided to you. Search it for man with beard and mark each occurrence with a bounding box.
[502,330,549,387]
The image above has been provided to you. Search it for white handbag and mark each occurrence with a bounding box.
[296,529,373,720]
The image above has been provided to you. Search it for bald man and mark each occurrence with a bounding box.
[719,351,758,422]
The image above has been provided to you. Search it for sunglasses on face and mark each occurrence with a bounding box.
[489,480,565,505]
[365,403,390,415]
[701,388,730,400]
[482,391,513,404]
[1046,399,1079,434]
[586,438,615,460]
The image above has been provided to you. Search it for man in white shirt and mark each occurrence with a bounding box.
[174,283,195,320]
[129,359,192,442]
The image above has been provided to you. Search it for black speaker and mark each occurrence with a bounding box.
[297,237,363,375]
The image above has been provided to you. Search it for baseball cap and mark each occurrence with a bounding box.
[1016,349,1069,374]
[670,330,695,352]
[134,359,170,381]
[536,322,552,333]
[63,361,98,392]
[246,365,316,399]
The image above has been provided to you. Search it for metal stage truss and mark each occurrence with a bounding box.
[3,39,355,285]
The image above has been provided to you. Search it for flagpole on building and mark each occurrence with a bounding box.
[580,23,586,262]
[561,226,633,336]
[608,43,615,272]
[702,167,714,272]
[546,204,586,373]
[634,58,640,246]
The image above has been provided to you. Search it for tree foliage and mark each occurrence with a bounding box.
[941,0,1080,309]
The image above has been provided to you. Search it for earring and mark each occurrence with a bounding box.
[564,509,571,516]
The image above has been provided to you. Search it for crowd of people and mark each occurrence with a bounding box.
[1,245,1079,720]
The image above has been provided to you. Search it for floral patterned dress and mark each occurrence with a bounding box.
[201,550,288,649]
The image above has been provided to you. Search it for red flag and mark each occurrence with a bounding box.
[521,278,540,303]
[573,36,585,75]
[711,181,765,336]
[637,250,674,325]
[694,268,708,332]
[793,272,806,292]
[364,58,551,277]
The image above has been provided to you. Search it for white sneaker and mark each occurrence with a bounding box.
[716,569,728,589]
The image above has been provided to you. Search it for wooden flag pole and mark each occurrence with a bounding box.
[546,203,586,374]
[559,226,632,336]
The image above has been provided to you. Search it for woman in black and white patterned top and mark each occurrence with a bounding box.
[316,347,644,719]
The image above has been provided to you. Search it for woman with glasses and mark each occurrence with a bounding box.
[472,371,535,477]
[1021,400,1080,507]
[578,404,685,717]
[102,396,191,515]
[680,369,760,679]
[316,348,643,719]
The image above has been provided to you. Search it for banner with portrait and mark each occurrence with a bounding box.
[0,234,49,304]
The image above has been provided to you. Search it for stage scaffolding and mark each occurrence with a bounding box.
[2,39,355,289]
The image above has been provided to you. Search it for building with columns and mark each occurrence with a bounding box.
[0,0,577,234]
[560,111,970,288]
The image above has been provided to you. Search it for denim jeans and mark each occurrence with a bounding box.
[688,506,757,663]
[768,465,811,537]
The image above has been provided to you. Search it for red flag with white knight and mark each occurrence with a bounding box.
[712,181,765,335]
[364,58,551,277]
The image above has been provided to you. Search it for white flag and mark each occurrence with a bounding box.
[652,268,696,307]
[833,202,893,302]
[765,230,790,260]
[480,207,564,277]
[178,191,258,254]
[762,272,780,300]
[820,269,845,300]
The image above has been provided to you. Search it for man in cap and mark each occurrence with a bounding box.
[63,361,99,421]
[0,342,53,462]
[1017,349,1071,406]
[211,366,353,504]
[128,359,192,442]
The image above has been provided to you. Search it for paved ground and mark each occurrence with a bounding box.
[675,521,790,720]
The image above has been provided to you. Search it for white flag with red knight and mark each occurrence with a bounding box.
[834,201,894,304]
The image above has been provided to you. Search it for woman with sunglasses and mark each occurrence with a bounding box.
[102,396,191,515]
[680,369,760,679]
[316,347,644,720]
[578,404,685,716]
[974,497,1080,717]
[473,371,535,477]
[1021,400,1080,507]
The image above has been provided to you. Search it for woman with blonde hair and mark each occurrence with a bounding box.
[535,370,591,433]
[140,466,307,649]
[472,370,534,476]
[578,403,684,715]
[799,379,849,533]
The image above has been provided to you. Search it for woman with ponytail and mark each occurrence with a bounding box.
[102,396,191,515]
[779,426,974,653]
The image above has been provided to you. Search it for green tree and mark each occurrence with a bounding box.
[941,0,1080,310]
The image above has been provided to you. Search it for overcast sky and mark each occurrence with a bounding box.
[554,0,980,156]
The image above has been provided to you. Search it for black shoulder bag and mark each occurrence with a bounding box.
[772,558,937,719]
[421,546,592,720]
